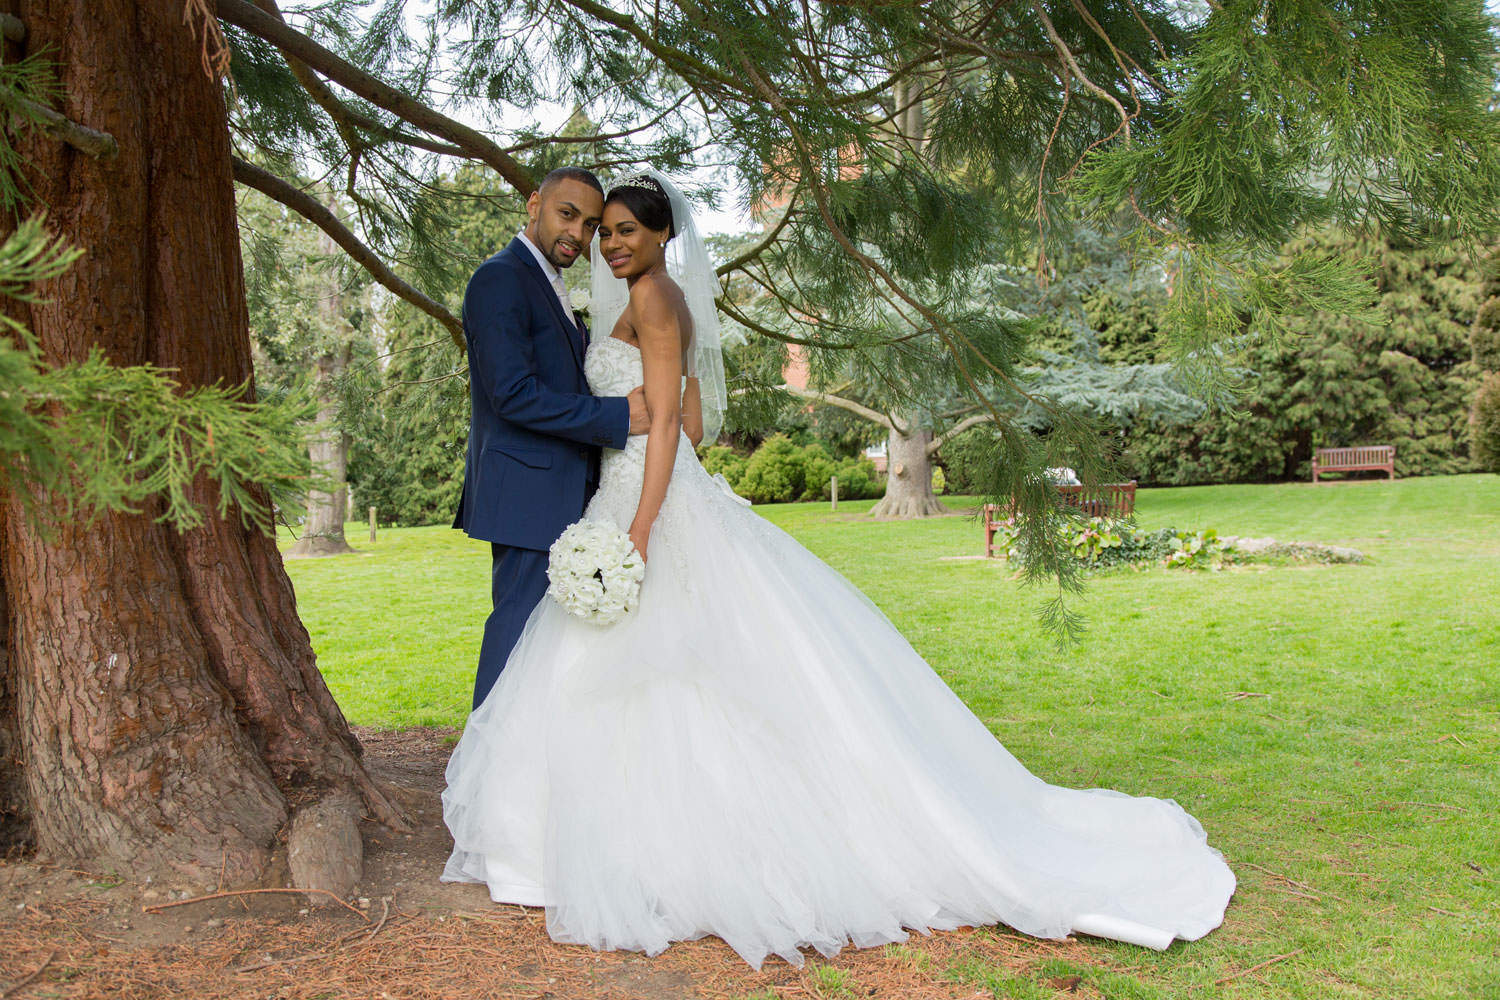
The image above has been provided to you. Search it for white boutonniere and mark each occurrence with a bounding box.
[569,287,591,320]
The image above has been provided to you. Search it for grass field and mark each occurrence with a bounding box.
[280,475,1499,999]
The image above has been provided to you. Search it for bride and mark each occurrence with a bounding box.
[441,170,1235,969]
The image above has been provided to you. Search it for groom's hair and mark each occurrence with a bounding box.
[539,166,604,197]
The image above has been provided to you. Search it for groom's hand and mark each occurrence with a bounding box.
[627,385,650,435]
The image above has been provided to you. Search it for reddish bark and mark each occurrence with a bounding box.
[0,535,28,851]
[0,0,403,884]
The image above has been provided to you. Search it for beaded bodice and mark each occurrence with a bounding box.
[582,336,702,527]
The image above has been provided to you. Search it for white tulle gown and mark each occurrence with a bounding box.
[442,335,1235,969]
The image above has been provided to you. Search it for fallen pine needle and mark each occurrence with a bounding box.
[142,887,368,922]
[1,948,56,999]
[1240,862,1349,904]
[1212,948,1303,986]
[234,900,399,974]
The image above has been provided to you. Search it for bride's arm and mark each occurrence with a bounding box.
[681,377,704,449]
[628,282,684,561]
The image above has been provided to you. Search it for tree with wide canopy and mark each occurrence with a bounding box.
[2,0,1497,892]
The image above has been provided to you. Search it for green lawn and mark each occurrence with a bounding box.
[280,474,1500,999]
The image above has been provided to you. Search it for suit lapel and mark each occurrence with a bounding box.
[506,237,586,372]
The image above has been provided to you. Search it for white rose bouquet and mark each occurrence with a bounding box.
[546,519,645,625]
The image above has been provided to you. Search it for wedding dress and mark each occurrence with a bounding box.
[441,334,1236,969]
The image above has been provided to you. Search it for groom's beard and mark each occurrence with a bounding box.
[544,235,584,269]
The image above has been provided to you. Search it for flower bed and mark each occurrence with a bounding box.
[988,517,1363,572]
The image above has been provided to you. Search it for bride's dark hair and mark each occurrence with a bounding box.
[605,174,675,240]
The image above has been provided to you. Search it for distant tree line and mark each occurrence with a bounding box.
[942,230,1490,492]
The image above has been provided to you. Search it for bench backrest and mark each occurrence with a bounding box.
[984,482,1137,523]
[1315,446,1394,466]
[1056,482,1137,516]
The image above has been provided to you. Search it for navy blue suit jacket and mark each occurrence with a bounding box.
[452,237,629,550]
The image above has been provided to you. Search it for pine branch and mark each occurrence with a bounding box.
[1033,1,1133,142]
[502,93,693,154]
[217,0,535,195]
[0,49,115,162]
[778,384,899,432]
[717,298,872,351]
[553,0,752,97]
[715,195,798,278]
[14,93,118,159]
[927,412,996,455]
[732,53,1062,432]
[0,217,312,534]
[244,0,464,160]
[231,156,464,349]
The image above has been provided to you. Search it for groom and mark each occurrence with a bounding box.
[454,166,648,710]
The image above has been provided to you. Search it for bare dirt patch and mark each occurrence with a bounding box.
[0,727,1108,999]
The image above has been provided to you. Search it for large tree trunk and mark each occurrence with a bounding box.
[0,537,28,853]
[0,0,404,888]
[286,347,355,558]
[868,87,945,520]
[869,422,947,519]
[286,220,355,558]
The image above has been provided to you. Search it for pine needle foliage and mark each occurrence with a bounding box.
[215,0,1500,635]
[1107,228,1486,482]
[0,216,315,534]
[0,49,62,215]
[1074,0,1500,394]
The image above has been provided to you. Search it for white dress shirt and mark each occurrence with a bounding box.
[517,230,576,323]
[516,230,625,437]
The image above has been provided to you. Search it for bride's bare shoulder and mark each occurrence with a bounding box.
[627,270,685,311]
[627,273,688,348]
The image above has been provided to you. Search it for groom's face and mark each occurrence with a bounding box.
[525,178,604,270]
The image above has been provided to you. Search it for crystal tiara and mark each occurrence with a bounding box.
[610,173,664,195]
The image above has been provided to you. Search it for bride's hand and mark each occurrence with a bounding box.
[628,521,651,562]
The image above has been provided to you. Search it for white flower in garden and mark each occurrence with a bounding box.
[546,519,645,625]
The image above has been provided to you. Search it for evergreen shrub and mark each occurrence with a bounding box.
[699,445,749,488]
[731,434,881,503]
[1471,372,1500,471]
[936,424,1001,495]
[1121,232,1484,483]
[1473,296,1500,370]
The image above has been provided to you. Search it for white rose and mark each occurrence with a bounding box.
[569,287,591,313]
[546,519,644,625]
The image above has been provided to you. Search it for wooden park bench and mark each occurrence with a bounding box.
[982,482,1137,558]
[1311,445,1395,484]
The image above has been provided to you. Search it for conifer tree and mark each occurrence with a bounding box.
[1120,231,1487,482]
[3,0,1498,887]
[241,186,380,555]
[1471,251,1500,470]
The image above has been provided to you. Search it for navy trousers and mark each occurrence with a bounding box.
[473,543,551,710]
